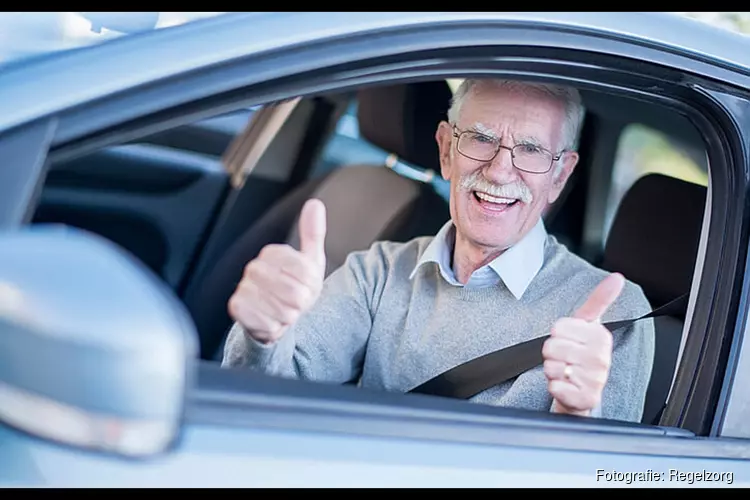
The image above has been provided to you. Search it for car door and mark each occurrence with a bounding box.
[3,11,750,486]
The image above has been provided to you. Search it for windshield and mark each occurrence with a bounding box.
[0,12,227,68]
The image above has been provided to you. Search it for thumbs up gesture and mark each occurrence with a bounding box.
[542,273,625,416]
[228,199,327,344]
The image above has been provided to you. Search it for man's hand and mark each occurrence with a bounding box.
[542,272,625,417]
[228,198,327,344]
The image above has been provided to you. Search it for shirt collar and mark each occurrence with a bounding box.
[409,218,548,299]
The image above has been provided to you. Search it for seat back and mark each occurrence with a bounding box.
[190,80,454,359]
[287,80,454,276]
[601,173,707,424]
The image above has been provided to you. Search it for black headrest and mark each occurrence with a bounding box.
[602,173,707,309]
[356,80,453,170]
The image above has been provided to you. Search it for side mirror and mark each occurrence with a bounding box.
[0,225,198,458]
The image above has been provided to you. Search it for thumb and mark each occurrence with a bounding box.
[298,198,327,269]
[573,272,625,322]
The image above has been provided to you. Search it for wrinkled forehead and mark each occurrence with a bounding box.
[457,84,567,147]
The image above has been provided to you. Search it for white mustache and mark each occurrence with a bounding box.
[459,171,533,204]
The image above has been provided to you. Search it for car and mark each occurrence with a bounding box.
[2,11,750,487]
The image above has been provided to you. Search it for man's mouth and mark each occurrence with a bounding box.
[472,190,520,211]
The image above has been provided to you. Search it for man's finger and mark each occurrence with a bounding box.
[549,382,598,414]
[298,198,327,269]
[542,336,587,365]
[573,273,625,322]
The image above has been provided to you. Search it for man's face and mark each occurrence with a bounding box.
[436,83,579,252]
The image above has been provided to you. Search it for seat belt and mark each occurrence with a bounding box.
[407,292,689,400]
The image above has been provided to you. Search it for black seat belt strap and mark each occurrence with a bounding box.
[407,292,689,400]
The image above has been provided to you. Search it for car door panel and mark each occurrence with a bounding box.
[32,143,229,289]
[3,418,749,487]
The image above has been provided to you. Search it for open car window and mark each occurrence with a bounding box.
[38,80,705,407]
[35,75,711,432]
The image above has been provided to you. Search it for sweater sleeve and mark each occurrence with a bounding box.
[221,243,388,384]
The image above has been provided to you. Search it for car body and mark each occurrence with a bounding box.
[2,11,750,487]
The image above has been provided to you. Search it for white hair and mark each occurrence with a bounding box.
[446,78,586,166]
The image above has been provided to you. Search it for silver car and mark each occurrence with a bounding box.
[1,12,750,487]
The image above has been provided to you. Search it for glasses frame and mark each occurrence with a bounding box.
[451,124,566,174]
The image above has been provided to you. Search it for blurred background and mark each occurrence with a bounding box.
[0,13,224,61]
[678,11,750,33]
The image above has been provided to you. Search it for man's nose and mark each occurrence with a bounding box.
[484,146,518,183]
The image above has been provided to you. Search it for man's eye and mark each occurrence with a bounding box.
[471,134,494,144]
[519,144,541,154]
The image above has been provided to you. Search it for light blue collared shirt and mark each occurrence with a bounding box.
[409,217,548,298]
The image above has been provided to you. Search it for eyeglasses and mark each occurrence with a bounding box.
[451,124,565,174]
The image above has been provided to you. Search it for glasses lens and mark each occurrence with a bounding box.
[457,132,498,161]
[513,145,553,173]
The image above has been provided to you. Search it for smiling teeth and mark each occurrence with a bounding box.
[476,192,516,204]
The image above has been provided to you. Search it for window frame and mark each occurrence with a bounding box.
[0,118,57,228]
[186,361,750,461]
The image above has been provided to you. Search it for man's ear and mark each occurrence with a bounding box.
[548,151,579,204]
[435,121,453,181]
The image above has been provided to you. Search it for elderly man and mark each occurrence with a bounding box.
[222,78,655,422]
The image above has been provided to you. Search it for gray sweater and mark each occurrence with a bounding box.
[222,234,655,423]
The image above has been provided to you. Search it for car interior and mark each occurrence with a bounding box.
[30,75,711,427]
